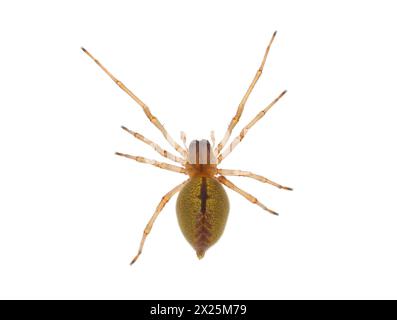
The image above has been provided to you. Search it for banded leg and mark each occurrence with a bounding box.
[121,126,185,165]
[115,152,186,174]
[218,90,287,163]
[81,47,187,157]
[215,31,278,156]
[216,175,278,215]
[130,179,189,265]
[217,168,292,190]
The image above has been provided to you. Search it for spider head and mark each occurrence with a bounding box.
[187,140,217,165]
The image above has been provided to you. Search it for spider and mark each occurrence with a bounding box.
[82,31,292,265]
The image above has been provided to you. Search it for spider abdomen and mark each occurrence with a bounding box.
[176,176,229,259]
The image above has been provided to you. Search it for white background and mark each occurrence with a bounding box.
[0,1,396,300]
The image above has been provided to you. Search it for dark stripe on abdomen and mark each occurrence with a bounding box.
[196,177,210,258]
[200,177,207,214]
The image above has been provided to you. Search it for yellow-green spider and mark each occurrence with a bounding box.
[82,31,292,265]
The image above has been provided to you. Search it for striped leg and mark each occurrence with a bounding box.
[121,126,185,165]
[130,180,189,265]
[216,175,278,215]
[81,47,187,158]
[218,90,287,163]
[214,31,278,156]
[217,168,292,190]
[115,152,186,174]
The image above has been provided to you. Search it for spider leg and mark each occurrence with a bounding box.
[121,126,185,165]
[217,168,292,190]
[217,90,287,163]
[115,152,186,174]
[130,179,189,265]
[180,131,188,150]
[216,175,278,215]
[214,31,277,156]
[210,130,216,147]
[81,47,187,158]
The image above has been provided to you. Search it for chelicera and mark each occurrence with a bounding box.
[82,31,292,265]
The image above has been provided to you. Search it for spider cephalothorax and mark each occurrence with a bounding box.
[82,31,292,264]
[185,140,217,178]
